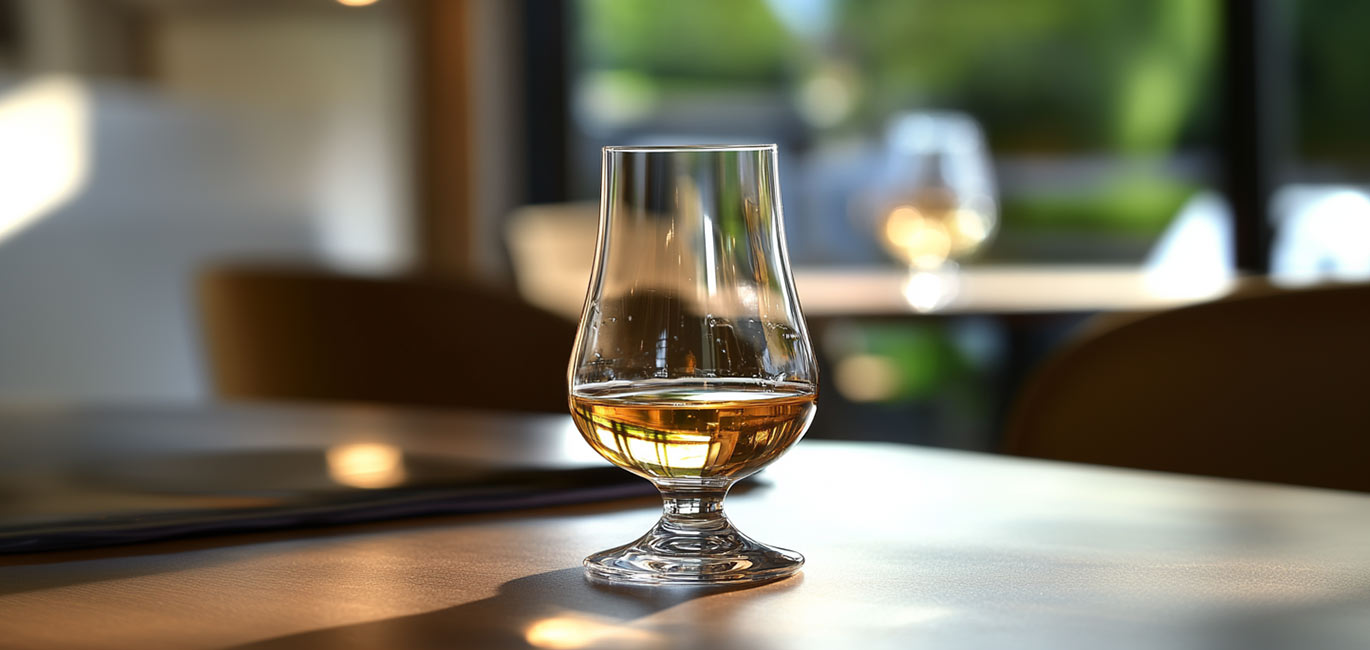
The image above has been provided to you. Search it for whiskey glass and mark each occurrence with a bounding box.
[568,144,818,585]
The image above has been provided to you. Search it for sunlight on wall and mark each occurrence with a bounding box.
[0,76,91,246]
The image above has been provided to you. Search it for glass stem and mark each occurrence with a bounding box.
[657,484,732,532]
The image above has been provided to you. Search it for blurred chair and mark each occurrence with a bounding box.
[198,265,578,413]
[505,202,599,319]
[1003,281,1370,492]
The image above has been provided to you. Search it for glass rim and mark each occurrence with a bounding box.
[602,144,777,153]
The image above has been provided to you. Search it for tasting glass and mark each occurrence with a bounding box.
[568,144,818,585]
[870,112,998,311]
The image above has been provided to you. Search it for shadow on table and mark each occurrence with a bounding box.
[231,566,800,649]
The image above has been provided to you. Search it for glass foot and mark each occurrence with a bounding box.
[584,515,803,586]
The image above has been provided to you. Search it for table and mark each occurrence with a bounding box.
[2,404,1368,649]
[792,265,1235,317]
[505,203,1234,319]
[514,263,1235,320]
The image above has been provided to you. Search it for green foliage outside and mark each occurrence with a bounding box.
[834,0,1217,154]
[578,0,1223,238]
[1295,0,1370,168]
[579,0,793,84]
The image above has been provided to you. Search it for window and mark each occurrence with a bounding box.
[567,0,1222,268]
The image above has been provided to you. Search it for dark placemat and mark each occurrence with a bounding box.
[0,449,655,554]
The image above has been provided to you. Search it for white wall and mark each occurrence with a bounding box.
[0,2,414,402]
[154,3,415,272]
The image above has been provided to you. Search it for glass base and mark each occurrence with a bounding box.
[584,514,803,586]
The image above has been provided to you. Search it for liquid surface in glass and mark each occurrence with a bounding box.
[570,379,816,481]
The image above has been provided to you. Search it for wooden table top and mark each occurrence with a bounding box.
[1,404,1368,649]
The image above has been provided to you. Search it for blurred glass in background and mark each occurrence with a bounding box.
[867,113,998,275]
[868,112,997,312]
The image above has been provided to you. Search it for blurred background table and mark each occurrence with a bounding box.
[2,404,1368,650]
[508,262,1234,321]
[793,265,1232,317]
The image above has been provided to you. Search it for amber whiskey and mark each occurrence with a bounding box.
[570,379,816,481]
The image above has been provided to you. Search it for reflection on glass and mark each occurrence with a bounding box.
[325,442,406,489]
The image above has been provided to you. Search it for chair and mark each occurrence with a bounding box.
[1003,281,1370,492]
[505,202,599,319]
[198,265,579,413]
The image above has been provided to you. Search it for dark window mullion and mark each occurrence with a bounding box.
[521,0,571,204]
[1222,0,1291,274]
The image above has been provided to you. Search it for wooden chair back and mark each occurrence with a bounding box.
[198,265,578,413]
[1004,282,1370,492]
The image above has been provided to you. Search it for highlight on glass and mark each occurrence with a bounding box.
[568,144,818,585]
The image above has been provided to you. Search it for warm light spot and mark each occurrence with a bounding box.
[337,0,379,6]
[326,442,406,488]
[950,207,991,253]
[885,605,956,627]
[526,618,592,650]
[834,353,901,403]
[901,269,958,313]
[525,616,656,649]
[0,76,90,246]
[882,205,952,269]
[883,205,924,247]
